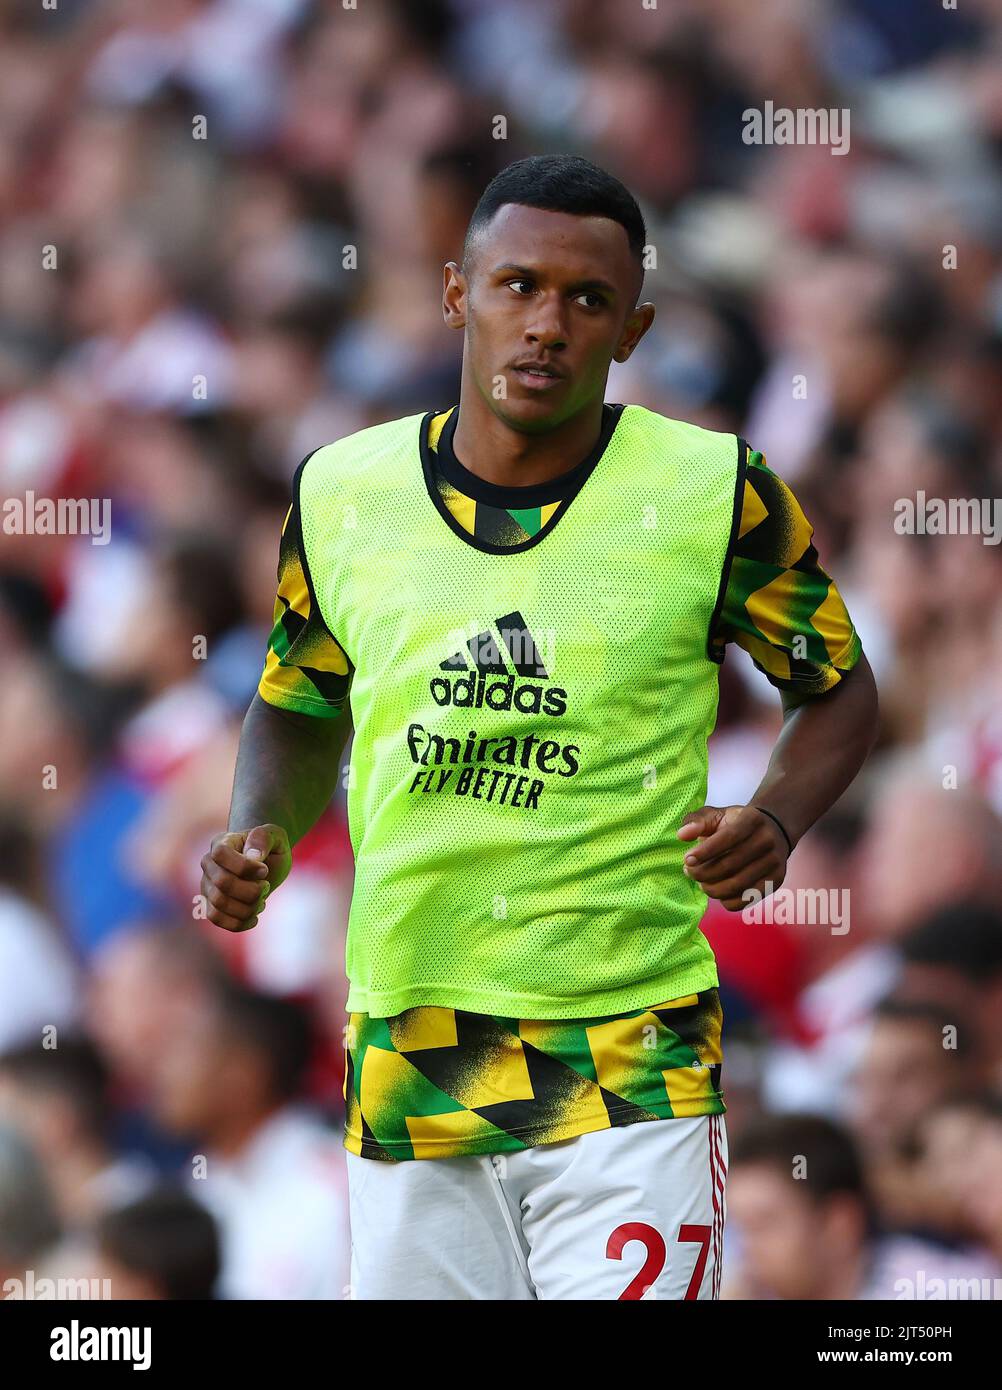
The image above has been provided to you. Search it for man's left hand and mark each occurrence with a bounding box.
[676,804,791,912]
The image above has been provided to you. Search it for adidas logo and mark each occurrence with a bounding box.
[441,610,548,678]
[431,611,567,716]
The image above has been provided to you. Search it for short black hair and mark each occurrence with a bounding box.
[463,155,647,296]
[156,531,245,643]
[0,1036,111,1140]
[731,1113,877,1232]
[212,985,314,1103]
[97,1186,221,1300]
[872,996,974,1061]
[900,902,1002,981]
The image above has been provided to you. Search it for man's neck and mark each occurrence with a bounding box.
[206,1102,283,1162]
[451,386,606,490]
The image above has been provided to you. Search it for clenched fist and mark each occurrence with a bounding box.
[199,824,292,933]
[677,804,792,912]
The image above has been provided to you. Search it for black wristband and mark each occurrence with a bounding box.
[753,805,794,856]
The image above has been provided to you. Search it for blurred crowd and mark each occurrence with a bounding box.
[1,0,1002,1300]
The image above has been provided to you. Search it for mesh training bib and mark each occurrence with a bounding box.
[297,405,742,1018]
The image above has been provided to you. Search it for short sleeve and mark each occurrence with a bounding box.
[257,465,353,717]
[709,450,861,697]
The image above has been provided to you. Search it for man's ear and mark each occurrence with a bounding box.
[442,261,468,330]
[614,301,656,363]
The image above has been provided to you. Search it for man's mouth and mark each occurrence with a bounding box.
[511,363,566,388]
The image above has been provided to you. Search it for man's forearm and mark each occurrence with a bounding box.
[227,693,353,846]
[752,653,878,848]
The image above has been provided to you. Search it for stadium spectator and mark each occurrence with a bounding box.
[149,982,350,1300]
[0,1036,157,1228]
[0,1122,62,1291]
[847,998,982,1233]
[897,903,1002,1090]
[724,1113,1000,1299]
[95,1185,222,1300]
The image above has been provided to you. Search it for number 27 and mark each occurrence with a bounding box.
[605,1223,711,1300]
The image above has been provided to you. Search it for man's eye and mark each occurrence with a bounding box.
[505,281,603,307]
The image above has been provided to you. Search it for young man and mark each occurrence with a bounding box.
[724,1113,1001,1300]
[201,155,877,1300]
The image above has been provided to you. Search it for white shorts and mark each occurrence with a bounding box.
[346,1113,727,1300]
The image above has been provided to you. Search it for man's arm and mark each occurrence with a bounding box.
[754,653,879,846]
[200,694,353,933]
[678,654,878,910]
[203,455,355,934]
[683,446,877,910]
[228,693,353,845]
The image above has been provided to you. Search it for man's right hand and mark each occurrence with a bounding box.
[199,824,292,933]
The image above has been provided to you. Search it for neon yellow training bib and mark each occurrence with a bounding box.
[297,404,742,1018]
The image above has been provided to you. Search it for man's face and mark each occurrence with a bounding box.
[849,1019,956,1159]
[150,1005,229,1137]
[728,1165,826,1299]
[915,1106,986,1237]
[444,203,653,432]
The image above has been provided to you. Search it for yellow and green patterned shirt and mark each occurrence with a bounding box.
[258,404,861,1161]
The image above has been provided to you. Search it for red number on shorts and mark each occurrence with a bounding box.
[606,1222,713,1299]
[676,1223,712,1300]
[606,1222,666,1300]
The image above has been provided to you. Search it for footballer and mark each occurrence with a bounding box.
[200,154,878,1300]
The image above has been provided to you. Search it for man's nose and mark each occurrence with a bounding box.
[524,294,568,347]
